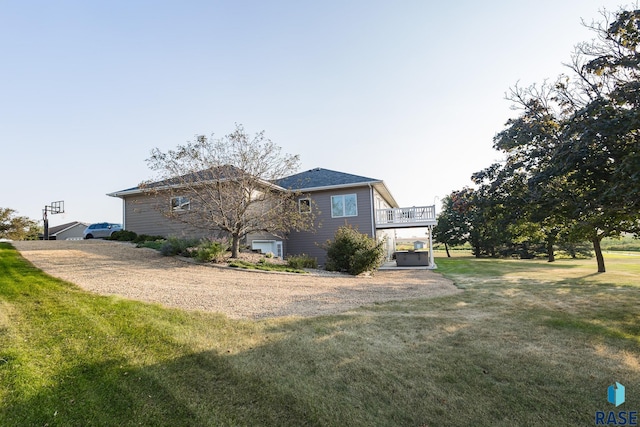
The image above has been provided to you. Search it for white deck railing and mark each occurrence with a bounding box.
[375,205,437,228]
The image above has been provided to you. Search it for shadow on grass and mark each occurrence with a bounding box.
[1,350,321,427]
[3,246,640,426]
[3,299,640,427]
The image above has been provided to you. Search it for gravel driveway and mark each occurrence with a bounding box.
[11,240,460,319]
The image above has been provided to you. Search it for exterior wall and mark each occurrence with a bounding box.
[122,193,219,239]
[285,186,375,266]
[376,228,395,261]
[122,192,287,246]
[372,188,395,260]
[373,188,392,211]
[117,183,400,266]
[56,224,87,240]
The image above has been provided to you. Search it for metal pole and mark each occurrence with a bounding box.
[43,207,49,240]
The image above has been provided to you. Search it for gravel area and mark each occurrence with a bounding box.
[11,240,461,320]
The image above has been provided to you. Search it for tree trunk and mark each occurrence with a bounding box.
[592,236,606,273]
[444,242,451,258]
[230,234,240,258]
[547,239,555,263]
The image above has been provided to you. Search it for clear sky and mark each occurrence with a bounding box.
[0,0,627,229]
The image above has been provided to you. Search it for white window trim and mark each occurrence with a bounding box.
[299,198,311,213]
[331,194,358,218]
[171,196,191,212]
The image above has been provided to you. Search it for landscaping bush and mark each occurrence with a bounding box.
[136,239,165,250]
[159,237,200,257]
[324,225,385,275]
[228,259,307,273]
[134,234,165,244]
[108,230,138,241]
[194,239,228,263]
[107,231,167,247]
[286,253,318,269]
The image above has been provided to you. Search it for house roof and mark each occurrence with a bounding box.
[277,168,379,190]
[109,166,399,208]
[277,168,399,208]
[45,221,89,236]
[108,165,281,197]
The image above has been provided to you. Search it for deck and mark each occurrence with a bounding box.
[375,205,437,229]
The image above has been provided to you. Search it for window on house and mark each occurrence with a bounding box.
[331,194,357,217]
[171,196,191,211]
[299,198,311,213]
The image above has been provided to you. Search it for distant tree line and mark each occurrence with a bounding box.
[434,7,640,272]
[0,208,40,241]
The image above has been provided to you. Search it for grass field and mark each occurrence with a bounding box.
[1,242,639,426]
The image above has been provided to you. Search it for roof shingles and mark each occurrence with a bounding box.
[276,168,380,190]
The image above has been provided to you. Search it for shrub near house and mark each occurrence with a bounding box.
[324,225,385,275]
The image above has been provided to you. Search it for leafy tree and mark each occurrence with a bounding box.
[470,165,531,258]
[435,8,639,270]
[433,194,471,257]
[479,7,640,272]
[0,208,41,240]
[492,83,573,262]
[145,124,316,258]
[434,187,507,258]
[550,8,640,271]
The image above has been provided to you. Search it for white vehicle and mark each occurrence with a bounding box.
[83,223,122,239]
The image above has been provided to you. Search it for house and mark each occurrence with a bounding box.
[108,167,437,267]
[40,221,89,240]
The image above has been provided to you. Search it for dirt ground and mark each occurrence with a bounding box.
[10,240,461,320]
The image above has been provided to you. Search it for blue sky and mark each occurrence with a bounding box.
[0,0,626,229]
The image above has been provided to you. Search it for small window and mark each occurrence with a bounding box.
[171,196,191,211]
[299,198,311,213]
[331,194,357,218]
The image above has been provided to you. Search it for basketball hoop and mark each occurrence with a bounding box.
[43,201,65,240]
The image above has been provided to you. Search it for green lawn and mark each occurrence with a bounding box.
[1,242,639,426]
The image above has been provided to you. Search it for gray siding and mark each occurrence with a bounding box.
[119,184,391,265]
[123,193,280,245]
[55,224,86,240]
[285,186,375,266]
[123,193,218,239]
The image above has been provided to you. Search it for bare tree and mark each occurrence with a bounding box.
[144,124,316,257]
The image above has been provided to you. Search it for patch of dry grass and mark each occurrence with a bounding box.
[2,244,639,426]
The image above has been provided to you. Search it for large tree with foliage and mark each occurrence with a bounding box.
[477,7,640,272]
[0,208,41,241]
[492,83,574,262]
[434,186,510,258]
[144,124,316,258]
[553,8,640,271]
[433,193,472,257]
[471,162,549,259]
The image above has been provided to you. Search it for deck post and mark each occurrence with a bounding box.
[428,225,435,268]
